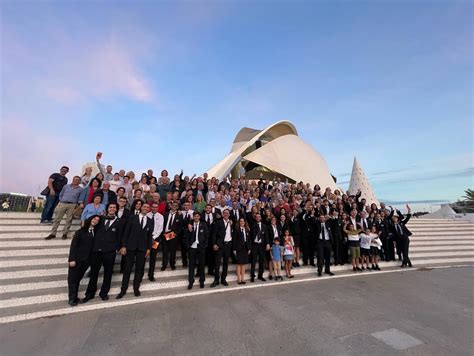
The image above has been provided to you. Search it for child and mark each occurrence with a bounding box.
[271,238,284,281]
[343,223,363,272]
[359,228,372,271]
[283,230,295,278]
[369,226,382,270]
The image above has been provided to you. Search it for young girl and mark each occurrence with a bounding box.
[270,238,283,281]
[369,226,382,270]
[359,228,372,271]
[283,230,295,278]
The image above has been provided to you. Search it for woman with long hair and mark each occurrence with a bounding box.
[67,214,100,306]
[232,217,251,284]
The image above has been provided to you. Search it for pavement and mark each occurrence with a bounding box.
[0,265,472,356]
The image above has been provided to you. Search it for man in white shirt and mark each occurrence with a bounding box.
[211,209,233,287]
[185,212,209,290]
[147,203,164,281]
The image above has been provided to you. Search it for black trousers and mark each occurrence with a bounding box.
[214,242,232,283]
[206,243,215,275]
[386,235,396,261]
[317,240,332,273]
[180,237,188,267]
[400,237,411,266]
[251,243,266,278]
[340,241,349,264]
[188,248,205,286]
[332,237,342,264]
[86,251,116,298]
[148,247,159,277]
[67,260,89,302]
[120,255,126,273]
[121,250,146,293]
[162,237,178,268]
[302,236,316,264]
[380,235,388,261]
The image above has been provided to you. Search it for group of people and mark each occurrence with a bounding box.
[39,153,413,307]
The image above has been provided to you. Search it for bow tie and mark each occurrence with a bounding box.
[105,216,115,220]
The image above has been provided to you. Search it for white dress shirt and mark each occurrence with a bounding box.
[223,219,232,242]
[191,222,200,249]
[147,212,164,240]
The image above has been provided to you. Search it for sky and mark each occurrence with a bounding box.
[0,0,472,205]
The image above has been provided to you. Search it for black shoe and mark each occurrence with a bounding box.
[310,263,316,267]
[45,234,56,240]
[361,267,365,271]
[183,263,188,268]
[149,275,155,282]
[325,271,334,276]
[269,275,273,280]
[69,300,78,307]
[400,264,406,268]
[250,277,255,283]
[317,272,322,277]
[116,292,125,299]
[81,296,94,304]
[296,262,301,267]
[195,272,199,277]
[100,295,109,301]
[161,266,166,271]
[200,283,204,289]
[221,280,228,287]
[61,234,68,239]
[408,262,413,268]
[258,277,266,282]
[353,267,357,272]
[241,281,246,284]
[119,269,124,273]
[376,265,381,271]
[187,284,193,290]
[356,267,362,272]
[303,262,308,266]
[210,281,219,288]
[292,262,297,267]
[171,265,176,270]
[134,290,141,297]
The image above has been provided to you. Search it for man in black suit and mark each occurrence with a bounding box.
[250,213,270,282]
[116,203,153,299]
[211,209,233,287]
[117,196,132,273]
[161,201,183,271]
[315,215,334,276]
[328,210,344,266]
[289,208,302,267]
[185,211,209,289]
[202,204,218,276]
[229,200,244,223]
[389,205,413,267]
[83,202,122,302]
[300,203,316,266]
[358,211,372,230]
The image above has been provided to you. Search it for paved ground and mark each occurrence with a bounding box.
[0,266,472,356]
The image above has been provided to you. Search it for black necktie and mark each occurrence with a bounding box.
[105,220,111,230]
[322,224,326,240]
[207,214,210,225]
[397,224,403,235]
[140,216,143,228]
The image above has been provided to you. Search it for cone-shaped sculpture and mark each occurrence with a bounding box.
[348,157,379,206]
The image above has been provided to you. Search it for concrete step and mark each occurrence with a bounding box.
[0,220,81,226]
[0,225,81,233]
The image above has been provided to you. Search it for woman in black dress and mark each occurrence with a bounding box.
[67,214,100,306]
[232,217,251,285]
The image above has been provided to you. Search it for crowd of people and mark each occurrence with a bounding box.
[39,153,413,307]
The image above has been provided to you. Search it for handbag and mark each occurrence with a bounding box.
[164,231,176,241]
[40,187,50,196]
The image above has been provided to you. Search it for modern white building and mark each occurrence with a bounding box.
[205,121,339,191]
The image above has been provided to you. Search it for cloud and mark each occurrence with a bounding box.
[2,25,155,106]
[0,116,83,195]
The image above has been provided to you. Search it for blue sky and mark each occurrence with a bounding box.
[1,0,472,204]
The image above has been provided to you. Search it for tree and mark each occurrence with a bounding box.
[462,189,474,205]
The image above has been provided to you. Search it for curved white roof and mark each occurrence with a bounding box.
[205,121,339,191]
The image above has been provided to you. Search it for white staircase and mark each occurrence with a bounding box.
[0,213,472,324]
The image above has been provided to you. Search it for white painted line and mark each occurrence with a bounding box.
[410,240,474,246]
[409,251,474,258]
[0,248,70,257]
[0,263,471,325]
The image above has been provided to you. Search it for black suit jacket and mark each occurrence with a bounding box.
[315,221,334,244]
[184,222,209,249]
[268,224,283,243]
[92,217,123,253]
[97,189,117,204]
[229,208,245,223]
[69,228,94,262]
[213,218,234,248]
[389,213,412,239]
[232,227,251,252]
[250,221,269,246]
[299,211,316,238]
[163,211,184,235]
[289,216,302,236]
[328,218,344,241]
[121,214,153,251]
